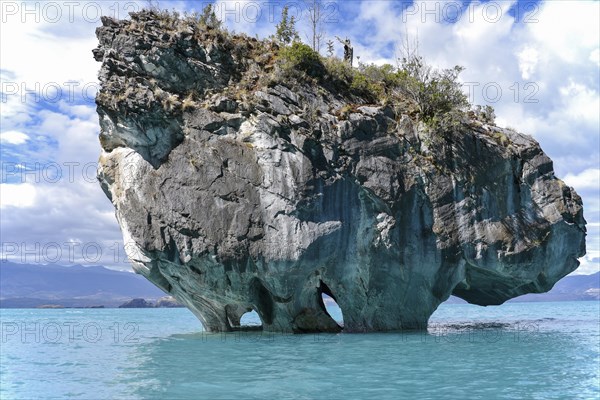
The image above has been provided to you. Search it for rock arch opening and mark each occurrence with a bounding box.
[239,309,263,330]
[318,281,344,329]
[225,304,263,331]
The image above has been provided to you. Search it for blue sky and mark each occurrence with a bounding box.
[1,0,598,273]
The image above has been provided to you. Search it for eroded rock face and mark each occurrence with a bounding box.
[94,12,586,332]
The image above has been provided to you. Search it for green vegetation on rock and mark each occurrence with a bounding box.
[278,42,325,78]
[110,6,489,136]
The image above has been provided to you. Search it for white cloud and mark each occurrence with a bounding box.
[451,1,516,44]
[0,3,150,268]
[591,48,600,67]
[0,167,126,266]
[558,81,600,124]
[0,130,29,145]
[574,253,600,275]
[0,1,155,113]
[529,0,600,64]
[0,14,99,95]
[0,183,37,208]
[1,100,125,266]
[564,169,600,192]
[517,46,539,80]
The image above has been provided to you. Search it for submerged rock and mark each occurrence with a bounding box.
[94,11,586,332]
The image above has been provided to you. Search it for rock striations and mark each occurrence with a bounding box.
[94,11,586,332]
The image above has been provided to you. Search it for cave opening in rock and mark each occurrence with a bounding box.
[318,281,344,328]
[239,309,263,330]
[226,304,263,331]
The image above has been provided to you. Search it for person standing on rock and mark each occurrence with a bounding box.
[336,36,353,66]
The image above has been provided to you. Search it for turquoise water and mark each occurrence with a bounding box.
[1,302,598,399]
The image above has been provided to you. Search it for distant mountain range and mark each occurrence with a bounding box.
[0,261,165,308]
[509,272,600,302]
[0,261,598,308]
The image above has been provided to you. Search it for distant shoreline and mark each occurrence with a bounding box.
[0,296,185,309]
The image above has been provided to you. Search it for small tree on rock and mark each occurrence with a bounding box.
[395,35,468,124]
[326,40,334,57]
[473,105,496,124]
[275,6,300,45]
[305,0,325,53]
[199,4,222,30]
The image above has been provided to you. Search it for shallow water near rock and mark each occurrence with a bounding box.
[1,302,598,399]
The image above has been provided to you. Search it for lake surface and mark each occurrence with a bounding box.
[1,301,598,399]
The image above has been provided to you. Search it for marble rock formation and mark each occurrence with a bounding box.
[94,11,586,332]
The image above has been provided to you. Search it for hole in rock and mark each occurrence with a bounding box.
[318,281,344,328]
[238,310,263,331]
